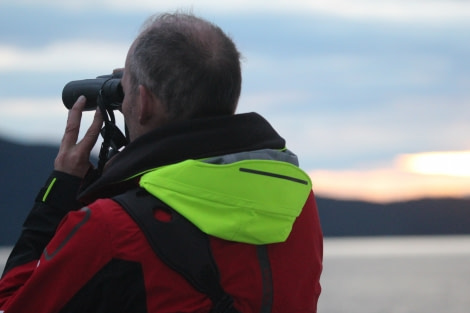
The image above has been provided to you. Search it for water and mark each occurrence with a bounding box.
[319,236,470,313]
[0,247,11,275]
[1,236,470,312]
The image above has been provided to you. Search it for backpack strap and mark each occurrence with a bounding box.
[113,188,240,313]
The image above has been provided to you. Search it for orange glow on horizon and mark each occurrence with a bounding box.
[308,150,470,203]
[398,151,470,177]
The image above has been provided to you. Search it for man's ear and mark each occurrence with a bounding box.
[138,85,153,124]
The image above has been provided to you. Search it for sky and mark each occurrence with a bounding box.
[1,0,470,203]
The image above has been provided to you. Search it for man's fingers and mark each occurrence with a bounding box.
[54,96,103,177]
[60,96,87,148]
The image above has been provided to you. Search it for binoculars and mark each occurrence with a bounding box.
[62,73,123,111]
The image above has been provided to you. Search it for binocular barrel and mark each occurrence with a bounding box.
[62,76,123,111]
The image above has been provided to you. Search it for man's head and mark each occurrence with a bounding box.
[121,12,242,141]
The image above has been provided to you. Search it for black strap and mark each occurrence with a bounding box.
[113,188,240,313]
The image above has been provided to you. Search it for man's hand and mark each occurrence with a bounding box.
[54,96,103,178]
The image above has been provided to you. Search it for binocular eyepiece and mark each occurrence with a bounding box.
[62,73,124,111]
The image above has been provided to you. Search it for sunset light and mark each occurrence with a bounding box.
[309,150,470,203]
[398,151,470,177]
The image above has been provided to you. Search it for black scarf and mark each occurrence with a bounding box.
[78,112,285,203]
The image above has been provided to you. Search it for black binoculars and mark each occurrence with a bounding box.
[62,73,123,111]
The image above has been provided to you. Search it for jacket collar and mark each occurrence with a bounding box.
[78,112,285,203]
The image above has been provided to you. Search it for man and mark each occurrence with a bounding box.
[0,12,323,313]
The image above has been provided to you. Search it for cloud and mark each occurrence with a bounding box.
[0,41,128,72]
[0,97,113,145]
[303,0,470,21]
[6,0,470,22]
[0,98,67,142]
[238,90,311,113]
[245,91,470,172]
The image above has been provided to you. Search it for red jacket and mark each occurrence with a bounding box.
[0,113,323,313]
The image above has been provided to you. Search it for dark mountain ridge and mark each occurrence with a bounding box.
[316,197,470,237]
[1,137,469,245]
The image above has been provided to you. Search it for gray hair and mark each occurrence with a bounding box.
[128,12,242,121]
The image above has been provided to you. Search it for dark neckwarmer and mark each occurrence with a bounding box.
[78,112,285,203]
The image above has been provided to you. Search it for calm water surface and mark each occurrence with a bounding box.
[1,236,469,313]
[320,236,470,313]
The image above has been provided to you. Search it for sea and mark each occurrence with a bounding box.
[318,235,470,313]
[1,235,470,313]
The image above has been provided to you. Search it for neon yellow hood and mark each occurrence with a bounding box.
[139,158,312,244]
